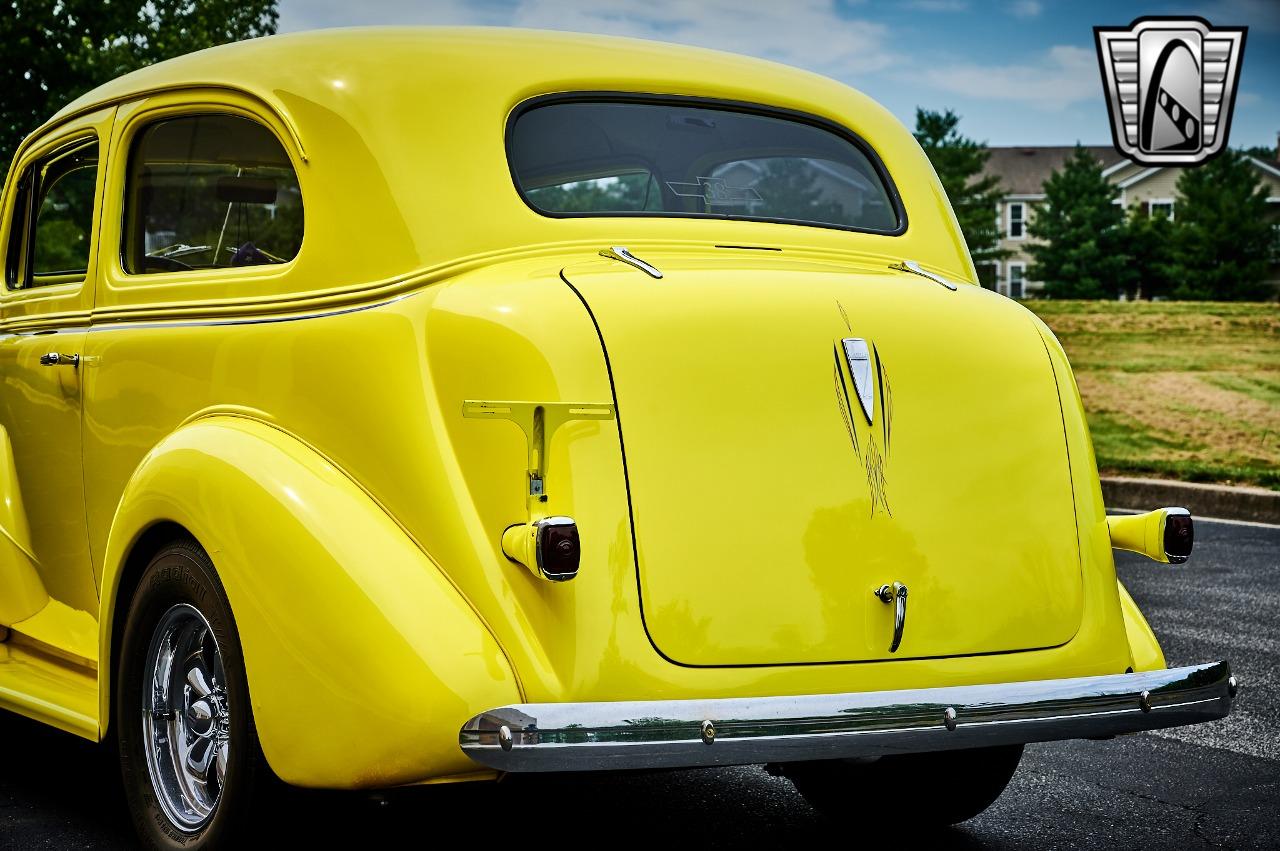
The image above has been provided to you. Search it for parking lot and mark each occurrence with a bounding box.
[1,517,1275,849]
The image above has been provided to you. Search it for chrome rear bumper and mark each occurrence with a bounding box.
[459,661,1234,773]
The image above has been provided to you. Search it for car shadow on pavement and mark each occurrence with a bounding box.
[0,707,1004,849]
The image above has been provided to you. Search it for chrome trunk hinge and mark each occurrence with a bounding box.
[600,246,663,279]
[889,260,960,291]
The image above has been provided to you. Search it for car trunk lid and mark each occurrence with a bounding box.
[563,254,1083,666]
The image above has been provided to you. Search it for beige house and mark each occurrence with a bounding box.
[979,145,1280,298]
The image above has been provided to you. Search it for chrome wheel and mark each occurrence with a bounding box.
[141,603,230,832]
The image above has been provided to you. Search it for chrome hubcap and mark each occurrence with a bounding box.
[142,604,230,832]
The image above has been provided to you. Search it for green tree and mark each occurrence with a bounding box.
[1168,150,1275,300]
[1121,203,1179,300]
[1,1,278,179]
[913,109,1007,280]
[1240,144,1276,162]
[745,158,846,224]
[1026,145,1128,299]
[527,172,661,213]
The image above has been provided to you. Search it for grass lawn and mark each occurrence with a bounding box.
[1028,301,1280,490]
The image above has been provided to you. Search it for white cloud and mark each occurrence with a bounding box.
[278,0,895,76]
[907,45,1099,111]
[1008,0,1042,19]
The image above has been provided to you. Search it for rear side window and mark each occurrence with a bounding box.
[123,114,303,274]
[509,98,902,234]
[5,139,99,290]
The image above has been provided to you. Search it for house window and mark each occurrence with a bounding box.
[1147,199,1175,219]
[1007,202,1026,239]
[1007,262,1026,299]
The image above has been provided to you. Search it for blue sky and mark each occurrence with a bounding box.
[277,0,1278,150]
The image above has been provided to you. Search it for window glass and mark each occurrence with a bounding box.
[1008,202,1025,238]
[1008,263,1025,299]
[13,141,100,288]
[4,140,99,290]
[124,114,303,274]
[509,100,900,233]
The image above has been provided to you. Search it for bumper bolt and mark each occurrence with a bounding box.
[1228,675,1238,698]
[1139,690,1152,713]
[498,725,513,751]
[701,719,716,745]
[943,707,958,731]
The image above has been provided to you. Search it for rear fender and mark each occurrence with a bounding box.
[99,414,520,787]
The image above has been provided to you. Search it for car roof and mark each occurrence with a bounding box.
[49,27,860,133]
[23,28,975,292]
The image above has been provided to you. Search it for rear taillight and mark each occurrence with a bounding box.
[501,516,580,581]
[1163,510,1193,564]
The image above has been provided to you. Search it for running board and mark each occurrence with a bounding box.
[0,637,98,740]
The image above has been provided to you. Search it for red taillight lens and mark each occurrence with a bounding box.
[1164,511,1193,564]
[536,517,580,581]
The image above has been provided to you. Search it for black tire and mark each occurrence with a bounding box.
[116,537,267,849]
[784,744,1023,828]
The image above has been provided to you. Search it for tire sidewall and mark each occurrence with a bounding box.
[116,540,258,850]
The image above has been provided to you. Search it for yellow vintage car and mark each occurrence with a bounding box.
[0,26,1231,847]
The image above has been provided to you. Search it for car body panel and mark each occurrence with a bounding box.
[0,425,46,625]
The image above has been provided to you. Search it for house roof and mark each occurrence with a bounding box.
[981,146,1126,195]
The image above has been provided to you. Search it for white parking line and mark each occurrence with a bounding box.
[1108,508,1280,530]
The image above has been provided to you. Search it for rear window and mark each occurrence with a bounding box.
[508,98,902,234]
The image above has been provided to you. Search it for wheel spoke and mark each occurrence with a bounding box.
[186,660,212,699]
[189,698,213,725]
[186,735,215,783]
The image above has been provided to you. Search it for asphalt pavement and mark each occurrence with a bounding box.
[1,517,1276,849]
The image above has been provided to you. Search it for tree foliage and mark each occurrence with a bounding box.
[1025,145,1129,299]
[745,158,847,224]
[1121,202,1179,300]
[0,0,278,178]
[1168,150,1276,300]
[913,108,1007,271]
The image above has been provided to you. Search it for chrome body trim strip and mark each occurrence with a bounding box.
[0,292,416,340]
[459,661,1233,772]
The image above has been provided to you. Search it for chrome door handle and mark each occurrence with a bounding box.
[873,581,908,653]
[39,352,80,367]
